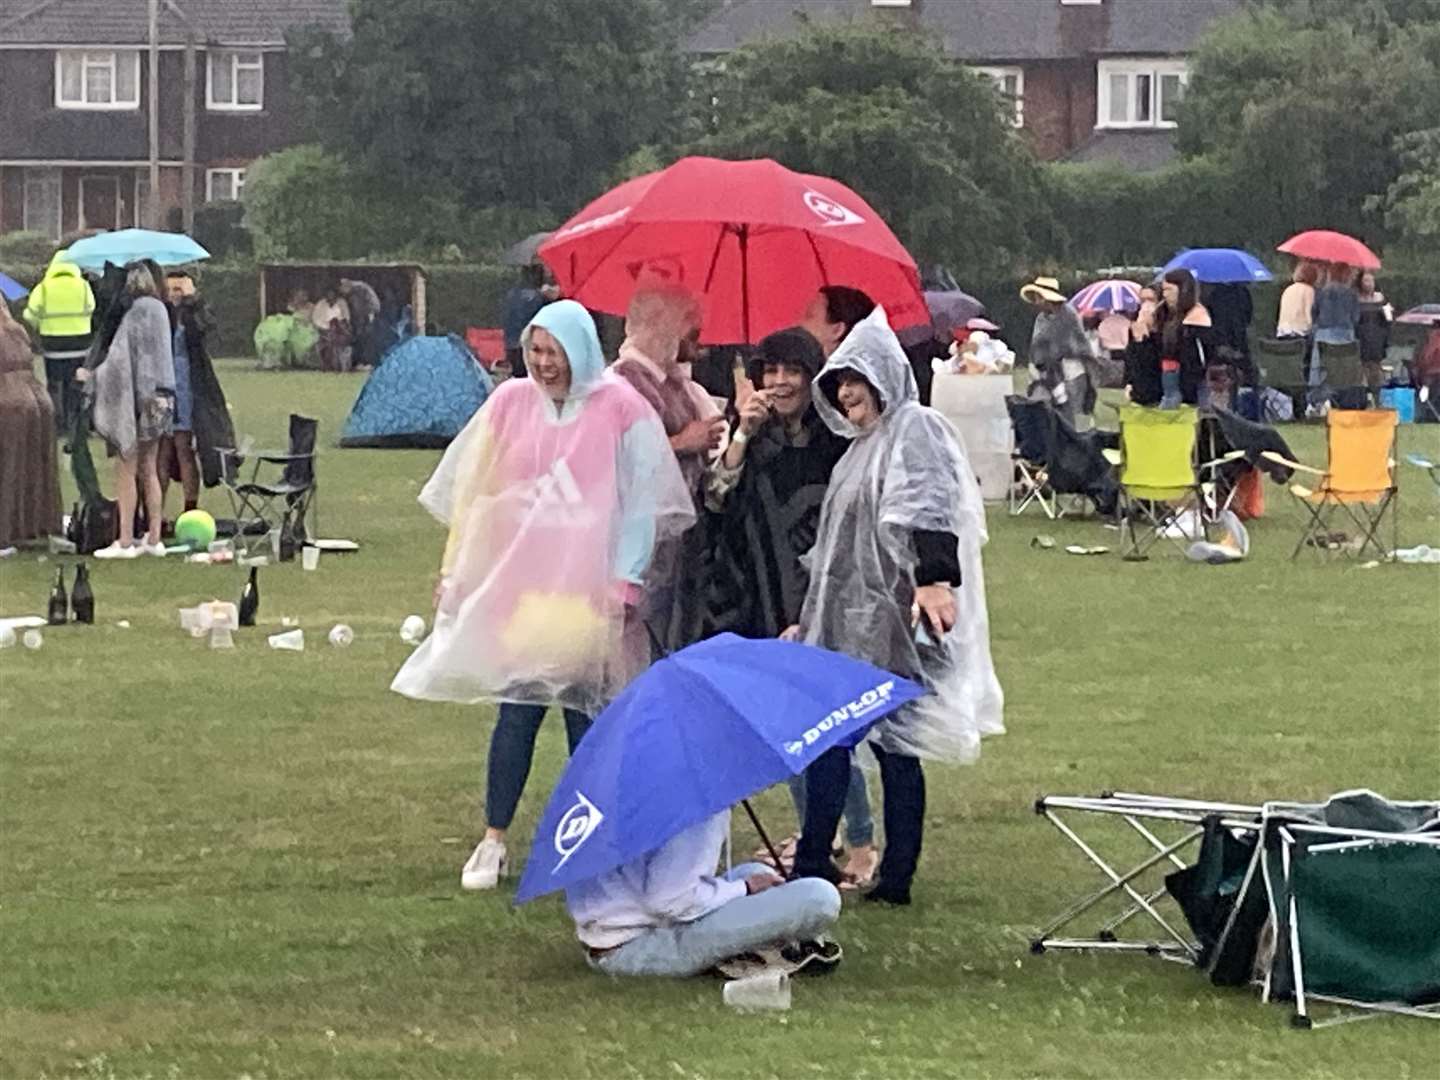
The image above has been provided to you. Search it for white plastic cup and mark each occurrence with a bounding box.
[721,971,791,1011]
[268,629,305,651]
[268,528,281,562]
[400,615,426,645]
[302,545,320,571]
[22,629,44,650]
[328,624,354,647]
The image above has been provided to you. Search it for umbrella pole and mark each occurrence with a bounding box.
[741,798,790,881]
[739,226,750,344]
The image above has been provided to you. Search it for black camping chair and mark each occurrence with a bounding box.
[1251,335,1309,421]
[1006,395,1117,519]
[1317,340,1368,410]
[218,414,319,558]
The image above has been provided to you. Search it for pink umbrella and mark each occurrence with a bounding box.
[1277,230,1381,270]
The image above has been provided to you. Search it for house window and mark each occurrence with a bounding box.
[206,168,246,202]
[56,51,140,110]
[23,170,63,240]
[1097,59,1188,128]
[208,50,264,110]
[975,66,1024,128]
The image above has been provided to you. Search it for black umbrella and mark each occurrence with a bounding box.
[502,231,553,267]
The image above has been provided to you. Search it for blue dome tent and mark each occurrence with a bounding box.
[340,335,493,448]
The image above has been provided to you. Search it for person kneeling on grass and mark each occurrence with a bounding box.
[567,810,842,978]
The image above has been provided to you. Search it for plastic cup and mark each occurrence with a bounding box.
[721,971,790,1011]
[328,624,354,647]
[400,615,426,645]
[268,629,305,651]
[302,545,320,571]
[268,528,281,562]
[22,629,43,650]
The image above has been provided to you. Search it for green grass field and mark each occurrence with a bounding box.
[2,361,1437,1079]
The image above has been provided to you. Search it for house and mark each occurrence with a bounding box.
[0,0,349,240]
[688,0,1244,168]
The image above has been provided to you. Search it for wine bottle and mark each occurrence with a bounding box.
[238,566,259,627]
[47,567,68,625]
[71,564,94,625]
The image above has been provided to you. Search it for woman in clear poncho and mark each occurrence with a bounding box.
[787,306,1004,905]
[392,300,694,891]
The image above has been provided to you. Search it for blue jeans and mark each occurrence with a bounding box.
[590,863,841,978]
[787,763,875,848]
[485,702,591,830]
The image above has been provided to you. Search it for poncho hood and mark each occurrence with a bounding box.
[521,299,605,399]
[813,306,918,439]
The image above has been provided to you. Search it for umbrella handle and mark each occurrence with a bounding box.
[740,798,791,882]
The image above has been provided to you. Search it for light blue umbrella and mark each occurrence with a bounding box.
[1162,248,1273,284]
[60,229,209,272]
[0,271,28,302]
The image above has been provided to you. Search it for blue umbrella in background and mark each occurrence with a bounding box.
[0,271,28,302]
[60,228,209,273]
[514,633,925,903]
[1162,248,1273,284]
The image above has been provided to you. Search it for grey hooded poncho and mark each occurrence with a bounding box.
[800,306,1004,763]
[90,295,174,457]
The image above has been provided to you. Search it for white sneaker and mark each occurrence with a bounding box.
[141,541,168,557]
[461,838,507,891]
[93,542,141,560]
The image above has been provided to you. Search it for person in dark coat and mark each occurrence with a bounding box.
[1203,282,1255,394]
[158,272,236,516]
[1128,269,1215,408]
[0,299,62,547]
[704,326,880,884]
[501,265,547,379]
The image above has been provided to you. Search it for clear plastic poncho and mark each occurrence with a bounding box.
[391,301,695,714]
[801,306,1005,763]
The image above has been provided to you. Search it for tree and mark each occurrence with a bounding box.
[1177,1,1440,247]
[688,20,1048,277]
[290,0,690,217]
[243,146,360,259]
[1375,127,1440,239]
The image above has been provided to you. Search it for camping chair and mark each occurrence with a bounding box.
[1252,336,1309,421]
[1106,405,1244,560]
[1262,409,1398,560]
[1032,791,1440,1029]
[1005,395,1116,519]
[217,414,319,558]
[1317,340,1368,409]
[1030,793,1263,964]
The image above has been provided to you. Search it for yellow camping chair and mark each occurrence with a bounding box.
[1263,410,1399,560]
[1105,405,1243,560]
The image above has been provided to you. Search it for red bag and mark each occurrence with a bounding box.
[1233,466,1265,520]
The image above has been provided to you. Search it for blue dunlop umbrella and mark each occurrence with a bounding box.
[1162,248,1273,284]
[514,633,925,903]
[60,228,210,272]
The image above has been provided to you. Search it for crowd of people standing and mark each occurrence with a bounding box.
[391,281,1003,975]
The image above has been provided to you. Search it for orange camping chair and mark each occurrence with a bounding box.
[1263,410,1399,560]
[465,328,506,371]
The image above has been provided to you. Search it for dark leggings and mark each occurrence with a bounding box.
[485,702,591,830]
[794,743,926,893]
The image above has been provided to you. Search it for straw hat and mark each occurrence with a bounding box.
[1020,276,1067,305]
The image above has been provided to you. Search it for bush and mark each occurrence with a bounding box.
[193,202,253,262]
[0,230,58,265]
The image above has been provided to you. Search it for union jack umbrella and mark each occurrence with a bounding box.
[1069,278,1142,315]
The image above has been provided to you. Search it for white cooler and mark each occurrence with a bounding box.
[930,372,1014,501]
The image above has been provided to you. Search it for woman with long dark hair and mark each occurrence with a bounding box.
[1129,269,1213,409]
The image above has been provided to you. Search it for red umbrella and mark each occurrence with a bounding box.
[538,156,928,344]
[1277,230,1381,270]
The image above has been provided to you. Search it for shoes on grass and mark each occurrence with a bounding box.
[93,542,141,560]
[461,837,507,891]
[780,938,843,976]
[862,880,912,907]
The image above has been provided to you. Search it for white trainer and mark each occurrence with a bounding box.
[461,838,507,891]
[142,541,168,557]
[93,542,141,560]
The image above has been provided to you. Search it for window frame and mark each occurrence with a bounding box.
[1096,58,1188,129]
[206,49,265,112]
[206,167,246,203]
[23,170,63,240]
[55,50,141,111]
[974,66,1025,129]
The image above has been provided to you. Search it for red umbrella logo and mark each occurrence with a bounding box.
[804,190,864,227]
